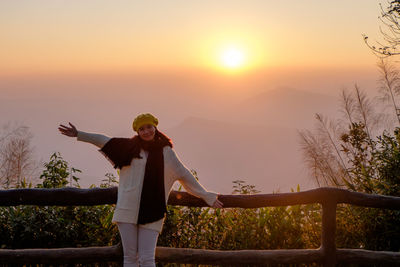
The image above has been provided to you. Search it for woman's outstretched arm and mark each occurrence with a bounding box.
[58,122,111,149]
[168,148,223,208]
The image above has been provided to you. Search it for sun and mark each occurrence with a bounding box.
[220,47,245,69]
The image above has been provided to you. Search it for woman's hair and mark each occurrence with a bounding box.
[154,129,173,146]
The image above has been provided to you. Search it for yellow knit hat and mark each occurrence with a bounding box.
[132,113,159,132]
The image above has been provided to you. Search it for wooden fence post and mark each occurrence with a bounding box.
[321,200,337,267]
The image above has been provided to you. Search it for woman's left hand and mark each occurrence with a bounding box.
[212,195,224,208]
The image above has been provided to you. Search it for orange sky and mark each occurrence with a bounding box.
[0,0,393,192]
[0,0,383,76]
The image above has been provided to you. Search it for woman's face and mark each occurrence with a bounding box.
[138,124,156,141]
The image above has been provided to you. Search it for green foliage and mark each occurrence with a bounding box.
[0,204,119,249]
[337,124,400,251]
[159,180,321,253]
[38,152,81,188]
[0,152,120,252]
[373,128,400,196]
[1,147,399,267]
[340,122,376,193]
[340,122,400,197]
[100,172,118,188]
[232,179,260,194]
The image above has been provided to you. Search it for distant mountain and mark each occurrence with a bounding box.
[166,116,315,194]
[221,87,339,129]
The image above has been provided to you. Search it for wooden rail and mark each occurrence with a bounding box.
[0,187,400,266]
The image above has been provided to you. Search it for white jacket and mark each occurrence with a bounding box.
[76,130,218,233]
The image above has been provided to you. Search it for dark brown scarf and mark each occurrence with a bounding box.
[99,130,173,224]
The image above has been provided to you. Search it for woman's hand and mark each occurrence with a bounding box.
[58,122,78,137]
[212,195,224,208]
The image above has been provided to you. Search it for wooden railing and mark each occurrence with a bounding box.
[0,187,400,266]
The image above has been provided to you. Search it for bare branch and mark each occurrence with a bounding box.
[377,58,400,125]
[0,122,39,188]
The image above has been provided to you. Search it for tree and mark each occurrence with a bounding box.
[364,1,400,56]
[0,121,39,188]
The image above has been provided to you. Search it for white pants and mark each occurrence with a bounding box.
[117,222,160,267]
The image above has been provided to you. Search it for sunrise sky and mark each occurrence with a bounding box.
[0,0,392,192]
[0,0,382,76]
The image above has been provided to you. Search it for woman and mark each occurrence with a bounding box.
[58,113,223,267]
